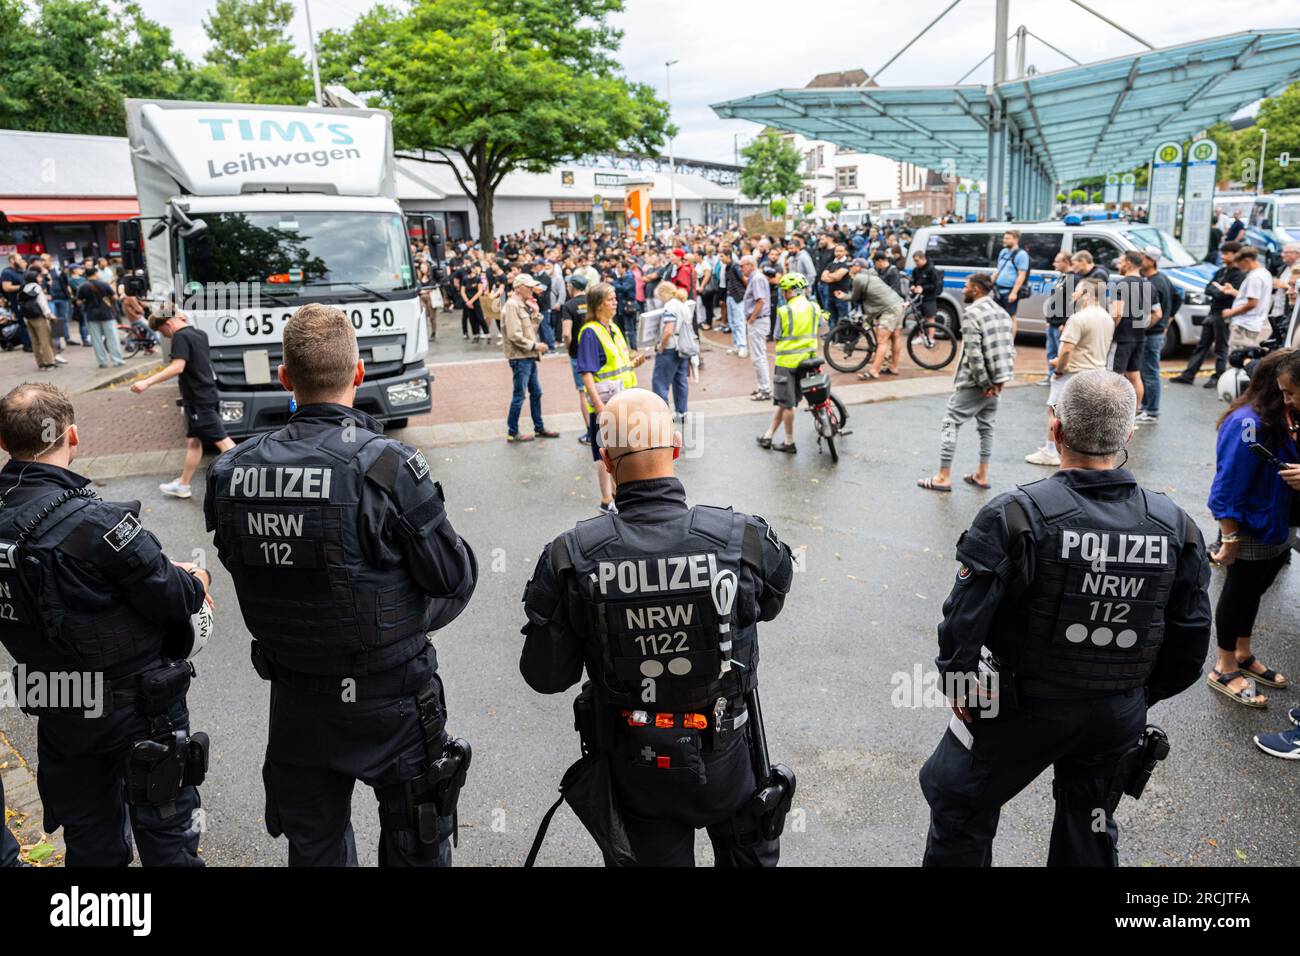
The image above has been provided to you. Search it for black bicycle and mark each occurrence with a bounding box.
[822,295,957,373]
[797,359,849,463]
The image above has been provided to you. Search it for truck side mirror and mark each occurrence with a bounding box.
[177,218,208,241]
[118,219,146,273]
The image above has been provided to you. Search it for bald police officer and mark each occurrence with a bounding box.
[205,305,478,867]
[521,388,795,866]
[0,382,210,866]
[920,370,1211,866]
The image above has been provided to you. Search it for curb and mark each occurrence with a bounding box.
[1,731,64,867]
[66,376,1029,484]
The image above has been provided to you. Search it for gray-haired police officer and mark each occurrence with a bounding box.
[521,388,795,866]
[919,370,1212,866]
[206,305,477,867]
[0,382,210,867]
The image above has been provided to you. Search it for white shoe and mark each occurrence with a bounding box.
[54,355,68,365]
[159,479,192,499]
[738,348,748,358]
[1135,411,1159,423]
[1025,447,1061,466]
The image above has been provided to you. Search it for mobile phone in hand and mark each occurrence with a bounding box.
[1248,442,1287,471]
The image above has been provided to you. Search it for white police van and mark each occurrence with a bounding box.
[1258,190,1300,255]
[904,219,1215,357]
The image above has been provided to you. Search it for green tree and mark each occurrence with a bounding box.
[825,199,843,216]
[769,198,787,218]
[802,201,814,216]
[1233,82,1300,191]
[739,131,802,210]
[0,0,223,135]
[203,0,312,105]
[319,0,668,241]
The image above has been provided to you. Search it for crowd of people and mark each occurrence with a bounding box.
[1,251,157,372]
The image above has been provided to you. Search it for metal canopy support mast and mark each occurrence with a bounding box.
[986,0,1010,221]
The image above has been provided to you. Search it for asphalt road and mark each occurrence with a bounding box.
[3,379,1296,867]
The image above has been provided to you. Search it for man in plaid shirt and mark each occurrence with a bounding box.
[919,273,1015,492]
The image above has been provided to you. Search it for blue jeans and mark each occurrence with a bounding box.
[651,349,689,414]
[1140,333,1164,415]
[537,310,556,349]
[830,297,849,322]
[1045,324,1061,379]
[88,318,123,366]
[726,298,747,350]
[507,358,544,435]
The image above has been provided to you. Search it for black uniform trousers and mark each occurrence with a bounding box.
[36,699,204,867]
[0,775,24,866]
[919,687,1146,867]
[1179,312,1228,379]
[261,646,453,867]
[606,730,780,867]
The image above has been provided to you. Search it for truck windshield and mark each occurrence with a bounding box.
[180,211,415,297]
[1118,226,1197,267]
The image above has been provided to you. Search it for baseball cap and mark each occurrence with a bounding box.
[1141,245,1163,262]
[671,249,686,258]
[851,257,870,268]
[513,273,542,289]
[568,274,589,290]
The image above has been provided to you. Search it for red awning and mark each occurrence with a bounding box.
[0,198,140,222]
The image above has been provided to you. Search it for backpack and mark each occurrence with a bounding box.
[18,282,44,320]
[674,301,700,357]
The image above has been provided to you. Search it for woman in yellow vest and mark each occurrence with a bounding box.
[576,281,646,513]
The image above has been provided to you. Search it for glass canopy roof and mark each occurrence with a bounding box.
[711,30,1300,183]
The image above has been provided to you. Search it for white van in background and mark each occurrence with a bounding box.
[904,220,1215,357]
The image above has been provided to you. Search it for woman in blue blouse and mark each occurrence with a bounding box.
[1208,349,1296,706]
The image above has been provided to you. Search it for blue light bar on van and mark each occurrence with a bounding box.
[1063,211,1123,225]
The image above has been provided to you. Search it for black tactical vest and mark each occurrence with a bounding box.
[1012,478,1181,693]
[552,505,764,713]
[0,489,165,678]
[210,419,434,675]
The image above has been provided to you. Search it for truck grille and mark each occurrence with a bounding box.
[209,334,410,390]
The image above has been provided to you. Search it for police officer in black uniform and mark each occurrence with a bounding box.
[521,388,795,866]
[205,305,477,867]
[919,370,1212,866]
[0,382,210,866]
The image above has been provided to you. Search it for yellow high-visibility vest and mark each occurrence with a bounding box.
[578,320,636,413]
[775,295,822,368]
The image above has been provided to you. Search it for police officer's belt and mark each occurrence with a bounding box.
[249,640,433,697]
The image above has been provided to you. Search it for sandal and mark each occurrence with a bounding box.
[1237,654,1289,688]
[1207,670,1267,708]
[917,478,951,493]
[963,474,991,490]
[859,370,878,380]
[882,367,898,375]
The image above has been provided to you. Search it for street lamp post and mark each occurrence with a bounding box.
[666,59,679,230]
[303,0,323,105]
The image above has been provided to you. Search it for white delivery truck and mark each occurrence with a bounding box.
[120,96,434,437]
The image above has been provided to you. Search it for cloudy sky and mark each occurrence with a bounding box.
[144,0,1296,164]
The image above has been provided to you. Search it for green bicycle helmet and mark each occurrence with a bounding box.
[778,272,808,292]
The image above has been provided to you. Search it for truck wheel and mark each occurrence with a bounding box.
[937,301,961,339]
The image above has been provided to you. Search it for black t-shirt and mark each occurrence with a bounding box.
[826,259,852,294]
[1145,271,1176,335]
[561,297,589,358]
[75,278,115,321]
[1112,275,1152,343]
[170,325,219,407]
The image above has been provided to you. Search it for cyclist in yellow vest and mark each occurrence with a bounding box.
[758,273,827,454]
[576,281,646,513]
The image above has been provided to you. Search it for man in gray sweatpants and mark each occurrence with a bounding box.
[741,255,772,399]
[919,273,1016,492]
